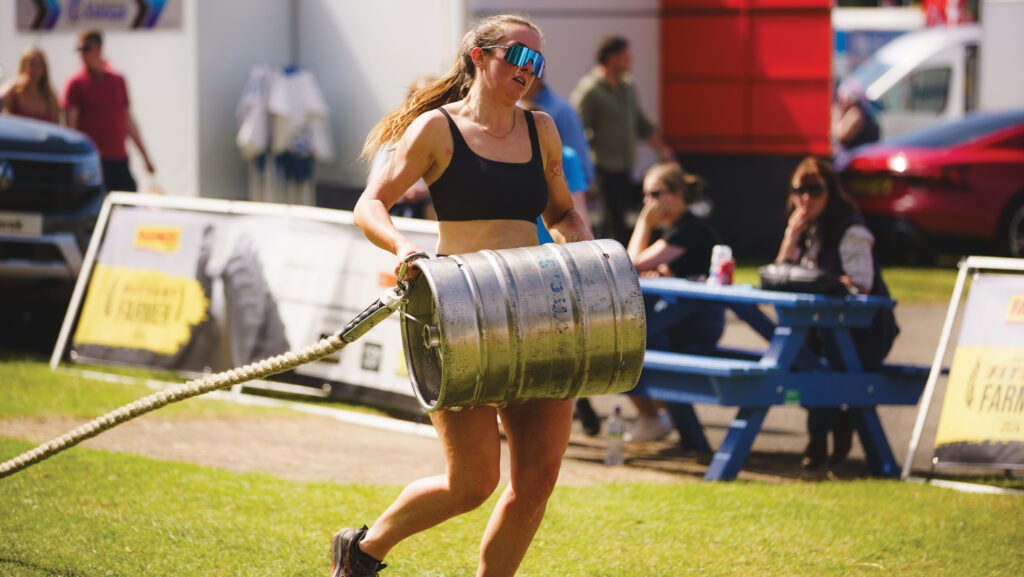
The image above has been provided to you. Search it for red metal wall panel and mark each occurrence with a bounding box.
[662,14,745,78]
[664,81,746,141]
[751,13,830,80]
[660,0,831,156]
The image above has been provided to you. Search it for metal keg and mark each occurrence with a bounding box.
[400,239,646,412]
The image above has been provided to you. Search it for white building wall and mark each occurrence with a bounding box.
[979,0,1024,111]
[195,0,291,199]
[469,0,661,126]
[0,0,290,199]
[2,1,660,196]
[298,0,660,188]
[296,0,467,187]
[469,0,661,176]
[0,0,197,195]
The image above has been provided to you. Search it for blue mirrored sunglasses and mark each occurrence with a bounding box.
[484,44,545,78]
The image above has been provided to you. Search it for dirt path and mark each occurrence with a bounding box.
[0,413,739,486]
[0,304,949,486]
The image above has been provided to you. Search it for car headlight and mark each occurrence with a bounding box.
[73,151,103,186]
[886,154,908,174]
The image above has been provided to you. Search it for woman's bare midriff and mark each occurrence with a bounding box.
[435,219,540,255]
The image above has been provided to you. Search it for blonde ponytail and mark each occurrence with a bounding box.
[360,14,541,161]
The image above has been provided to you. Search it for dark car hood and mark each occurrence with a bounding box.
[0,115,95,155]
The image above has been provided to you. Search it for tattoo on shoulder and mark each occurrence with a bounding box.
[546,159,563,180]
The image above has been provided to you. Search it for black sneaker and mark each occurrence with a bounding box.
[330,525,386,577]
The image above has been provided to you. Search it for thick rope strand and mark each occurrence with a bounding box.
[0,258,420,480]
[0,333,349,479]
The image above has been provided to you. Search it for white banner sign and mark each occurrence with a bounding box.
[61,195,438,411]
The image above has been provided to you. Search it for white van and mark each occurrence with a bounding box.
[832,6,924,80]
[841,25,981,140]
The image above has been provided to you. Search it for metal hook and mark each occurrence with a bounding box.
[396,252,430,293]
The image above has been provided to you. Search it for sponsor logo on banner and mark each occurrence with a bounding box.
[73,264,208,355]
[1008,296,1024,324]
[134,225,181,253]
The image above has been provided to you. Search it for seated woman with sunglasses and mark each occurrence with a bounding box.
[339,14,591,577]
[776,156,898,470]
[625,161,725,443]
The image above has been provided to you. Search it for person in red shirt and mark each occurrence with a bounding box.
[64,29,155,192]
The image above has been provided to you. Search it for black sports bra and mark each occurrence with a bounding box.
[429,107,548,223]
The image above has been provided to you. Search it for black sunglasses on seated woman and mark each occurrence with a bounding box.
[643,187,671,199]
[791,183,827,197]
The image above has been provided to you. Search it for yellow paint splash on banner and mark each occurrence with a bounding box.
[73,265,208,355]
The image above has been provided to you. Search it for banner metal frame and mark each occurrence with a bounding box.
[902,255,1024,481]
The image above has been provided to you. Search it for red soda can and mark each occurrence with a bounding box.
[719,259,735,285]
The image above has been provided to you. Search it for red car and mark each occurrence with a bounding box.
[839,109,1024,262]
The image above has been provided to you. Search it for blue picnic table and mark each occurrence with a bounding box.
[636,278,928,481]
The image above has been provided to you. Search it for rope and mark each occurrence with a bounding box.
[0,267,419,480]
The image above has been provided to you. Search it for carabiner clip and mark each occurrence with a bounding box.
[396,252,429,293]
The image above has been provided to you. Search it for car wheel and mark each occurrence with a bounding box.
[1001,196,1024,258]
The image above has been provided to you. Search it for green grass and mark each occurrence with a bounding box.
[0,355,289,420]
[2,358,1023,576]
[735,262,959,304]
[878,266,960,304]
[1,438,1021,577]
[0,353,423,424]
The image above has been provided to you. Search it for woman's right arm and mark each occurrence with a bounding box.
[353,112,443,273]
[776,205,809,263]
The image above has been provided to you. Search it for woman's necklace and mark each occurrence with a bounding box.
[471,105,516,139]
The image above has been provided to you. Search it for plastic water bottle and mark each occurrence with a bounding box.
[605,406,625,466]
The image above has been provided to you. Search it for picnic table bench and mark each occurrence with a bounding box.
[636,278,929,481]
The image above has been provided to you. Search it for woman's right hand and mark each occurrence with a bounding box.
[777,204,811,263]
[394,240,427,283]
[786,204,812,239]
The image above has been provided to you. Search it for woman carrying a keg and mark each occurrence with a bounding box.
[336,14,592,577]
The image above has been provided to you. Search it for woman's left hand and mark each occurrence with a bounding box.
[838,274,868,295]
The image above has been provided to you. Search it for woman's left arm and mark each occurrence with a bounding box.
[536,112,593,243]
[838,224,875,294]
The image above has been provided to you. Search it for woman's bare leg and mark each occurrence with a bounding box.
[476,398,573,577]
[358,406,502,561]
